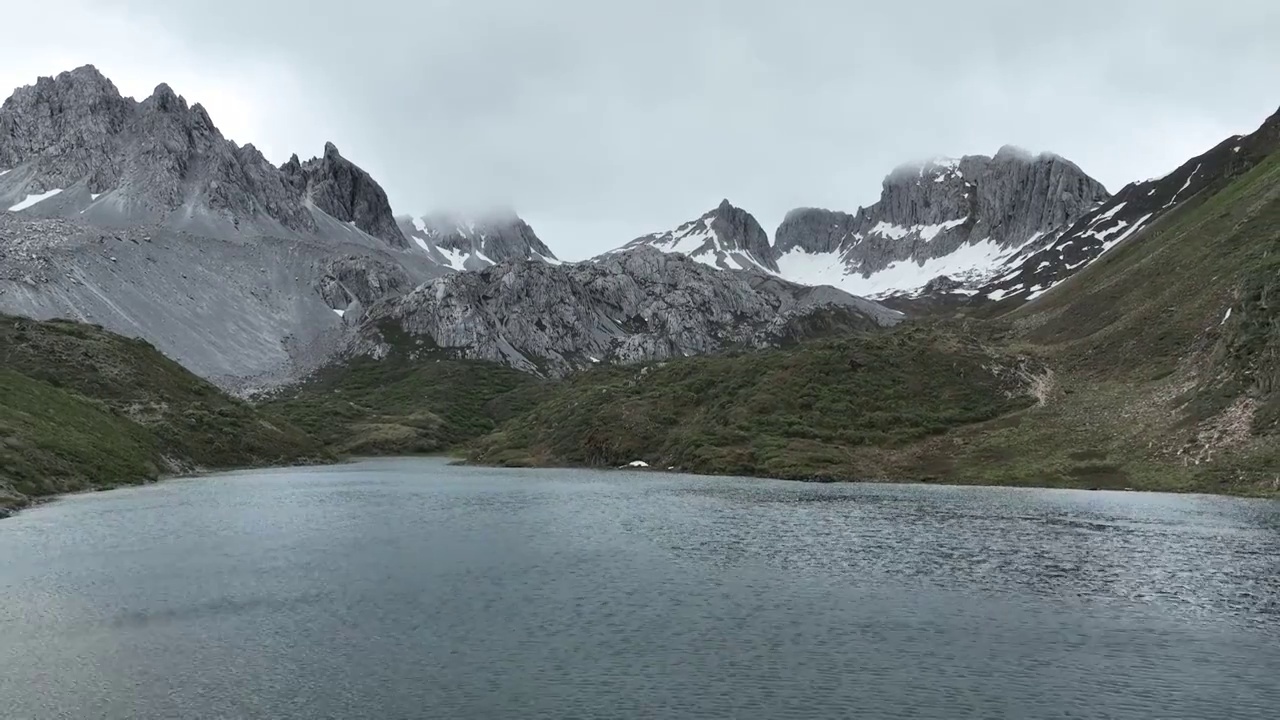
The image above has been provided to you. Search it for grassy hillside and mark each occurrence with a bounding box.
[264,333,547,457]
[467,150,1280,496]
[0,315,324,514]
[471,324,1041,479]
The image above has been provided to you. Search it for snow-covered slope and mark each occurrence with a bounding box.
[607,199,777,273]
[772,149,1109,298]
[397,211,559,271]
[597,151,1108,300]
[977,105,1280,304]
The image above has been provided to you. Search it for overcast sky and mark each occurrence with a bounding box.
[3,1,1278,259]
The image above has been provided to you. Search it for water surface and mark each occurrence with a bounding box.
[2,458,1278,719]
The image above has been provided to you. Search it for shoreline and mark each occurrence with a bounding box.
[5,453,1277,521]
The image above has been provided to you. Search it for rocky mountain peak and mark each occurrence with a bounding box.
[282,143,408,248]
[145,83,184,112]
[772,145,1108,298]
[609,199,777,273]
[0,66,410,250]
[398,210,558,269]
[356,243,900,376]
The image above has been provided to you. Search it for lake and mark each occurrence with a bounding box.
[2,458,1278,719]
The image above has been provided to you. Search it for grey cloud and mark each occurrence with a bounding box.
[34,1,1280,257]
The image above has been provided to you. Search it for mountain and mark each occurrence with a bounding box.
[596,154,1108,299]
[608,199,778,273]
[281,142,408,248]
[0,66,407,245]
[346,246,902,376]
[467,115,1280,494]
[0,312,322,516]
[397,210,559,270]
[976,106,1280,304]
[0,66,454,387]
[773,149,1109,297]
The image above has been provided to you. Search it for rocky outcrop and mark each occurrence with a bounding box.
[0,65,405,248]
[314,255,414,311]
[281,143,407,248]
[0,66,446,388]
[613,199,777,273]
[353,246,901,375]
[397,210,558,269]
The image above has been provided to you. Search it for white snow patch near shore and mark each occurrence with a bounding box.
[8,188,63,211]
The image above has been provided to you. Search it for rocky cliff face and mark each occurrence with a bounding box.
[281,143,407,248]
[0,65,406,247]
[352,246,901,376]
[0,66,440,388]
[771,150,1109,297]
[397,210,558,269]
[612,199,777,272]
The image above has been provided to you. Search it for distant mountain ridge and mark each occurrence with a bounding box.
[606,199,777,273]
[0,66,405,245]
[350,246,902,377]
[0,65,558,386]
[976,105,1280,304]
[608,149,1110,298]
[397,210,559,270]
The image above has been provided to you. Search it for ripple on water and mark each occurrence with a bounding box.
[0,459,1277,719]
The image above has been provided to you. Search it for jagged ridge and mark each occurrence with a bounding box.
[0,65,407,247]
[352,246,902,376]
[397,210,559,270]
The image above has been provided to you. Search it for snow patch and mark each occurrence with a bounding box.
[870,222,911,240]
[7,188,63,211]
[626,460,649,468]
[1090,202,1127,225]
[1100,213,1153,254]
[918,217,969,242]
[412,217,427,233]
[438,246,470,271]
[412,236,431,252]
[332,308,346,318]
[776,236,1029,299]
[1221,308,1233,325]
[1233,146,1242,153]
[1165,163,1201,208]
[0,168,10,177]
